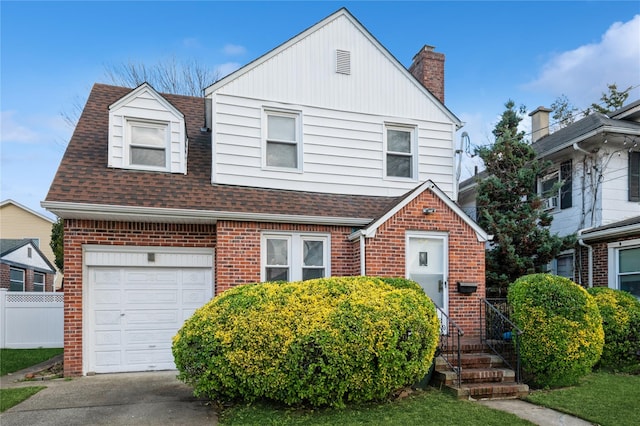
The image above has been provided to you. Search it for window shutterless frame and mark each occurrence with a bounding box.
[10,267,25,292]
[125,119,170,171]
[263,109,302,171]
[261,232,330,282]
[384,123,417,180]
[34,272,45,292]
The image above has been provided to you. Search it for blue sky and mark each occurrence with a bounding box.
[1,1,639,219]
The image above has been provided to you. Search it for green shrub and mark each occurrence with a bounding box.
[587,287,640,370]
[508,273,604,388]
[172,276,439,408]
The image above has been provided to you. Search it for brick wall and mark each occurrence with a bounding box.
[364,189,485,337]
[577,235,640,288]
[62,219,216,376]
[215,221,357,292]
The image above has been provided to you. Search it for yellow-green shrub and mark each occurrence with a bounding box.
[508,274,604,388]
[172,276,439,408]
[587,287,640,370]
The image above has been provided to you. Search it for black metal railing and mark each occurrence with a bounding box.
[480,298,523,383]
[436,306,464,388]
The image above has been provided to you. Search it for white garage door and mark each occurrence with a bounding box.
[85,247,213,374]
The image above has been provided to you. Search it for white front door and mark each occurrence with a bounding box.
[406,232,448,317]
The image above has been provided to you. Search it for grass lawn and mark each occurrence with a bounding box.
[525,371,640,426]
[0,386,46,412]
[0,348,63,376]
[219,388,534,425]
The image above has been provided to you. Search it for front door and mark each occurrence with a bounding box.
[406,232,448,317]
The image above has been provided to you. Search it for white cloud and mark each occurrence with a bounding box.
[216,62,242,77]
[222,44,246,56]
[0,110,40,143]
[524,15,640,108]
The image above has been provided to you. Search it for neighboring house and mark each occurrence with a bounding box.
[43,8,489,377]
[459,100,640,297]
[0,199,61,289]
[1,239,56,291]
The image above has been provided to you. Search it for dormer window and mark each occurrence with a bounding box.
[127,120,169,169]
[108,83,186,174]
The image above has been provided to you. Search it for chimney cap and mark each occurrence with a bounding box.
[528,106,552,116]
[412,44,437,61]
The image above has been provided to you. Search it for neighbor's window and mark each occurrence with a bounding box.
[34,272,45,292]
[262,233,329,282]
[10,268,25,292]
[265,110,301,169]
[618,246,640,299]
[554,253,574,279]
[540,160,572,211]
[385,125,415,179]
[127,120,168,169]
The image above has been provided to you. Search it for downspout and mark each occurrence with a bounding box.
[359,234,366,276]
[577,228,593,288]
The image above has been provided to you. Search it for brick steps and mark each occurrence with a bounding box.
[432,338,529,400]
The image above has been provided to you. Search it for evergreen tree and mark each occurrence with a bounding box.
[585,83,631,115]
[476,100,574,295]
[50,218,64,273]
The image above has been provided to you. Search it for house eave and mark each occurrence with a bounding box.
[580,223,640,242]
[41,201,373,227]
[538,125,640,158]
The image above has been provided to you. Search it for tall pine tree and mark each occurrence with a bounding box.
[476,100,574,295]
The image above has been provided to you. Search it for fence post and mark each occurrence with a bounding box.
[0,288,7,348]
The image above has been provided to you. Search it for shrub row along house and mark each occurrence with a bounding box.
[44,8,489,376]
[459,101,640,297]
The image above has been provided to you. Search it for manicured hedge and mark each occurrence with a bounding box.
[587,287,640,370]
[172,276,439,407]
[508,274,604,388]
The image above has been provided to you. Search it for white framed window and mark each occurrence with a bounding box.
[264,109,301,170]
[262,233,329,282]
[10,268,25,292]
[384,124,416,179]
[608,239,640,299]
[126,119,169,170]
[34,272,45,292]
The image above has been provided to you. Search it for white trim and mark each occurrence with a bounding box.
[348,180,490,242]
[607,238,640,291]
[124,118,170,172]
[204,8,461,128]
[383,122,418,181]
[260,231,331,282]
[582,223,640,242]
[41,201,373,226]
[210,93,218,183]
[108,83,184,119]
[262,107,303,172]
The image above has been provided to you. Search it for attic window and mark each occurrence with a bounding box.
[336,50,351,75]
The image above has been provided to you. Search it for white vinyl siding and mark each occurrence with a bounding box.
[212,94,454,197]
[261,233,329,282]
[208,12,457,198]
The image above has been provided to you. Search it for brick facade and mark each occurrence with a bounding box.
[576,235,640,288]
[364,189,485,337]
[62,196,486,376]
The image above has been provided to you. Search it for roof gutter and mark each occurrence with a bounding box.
[541,125,640,158]
[41,201,373,227]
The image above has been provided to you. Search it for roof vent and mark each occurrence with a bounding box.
[336,50,351,75]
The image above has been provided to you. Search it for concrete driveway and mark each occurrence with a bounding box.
[1,371,217,425]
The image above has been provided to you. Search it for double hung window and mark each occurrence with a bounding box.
[127,120,169,169]
[540,160,572,210]
[385,125,415,179]
[262,233,329,282]
[34,272,45,292]
[10,268,25,292]
[265,110,301,170]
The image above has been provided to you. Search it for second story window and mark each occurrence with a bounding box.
[541,160,572,210]
[265,110,301,170]
[385,125,416,179]
[127,120,169,170]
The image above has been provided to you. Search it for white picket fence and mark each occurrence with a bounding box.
[0,288,63,349]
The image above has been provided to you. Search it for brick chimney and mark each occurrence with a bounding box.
[529,106,552,142]
[409,45,445,104]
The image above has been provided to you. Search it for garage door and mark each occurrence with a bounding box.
[85,247,213,374]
